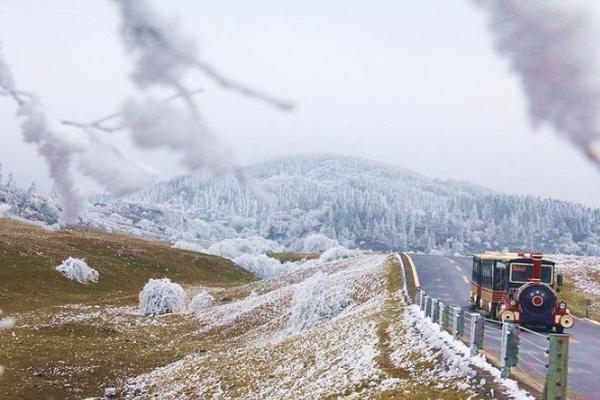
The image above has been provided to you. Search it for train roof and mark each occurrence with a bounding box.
[473,252,555,264]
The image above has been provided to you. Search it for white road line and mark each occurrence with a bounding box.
[462,275,469,284]
[455,265,462,272]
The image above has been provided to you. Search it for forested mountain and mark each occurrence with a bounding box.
[86,154,600,255]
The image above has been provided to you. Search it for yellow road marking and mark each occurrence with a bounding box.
[462,275,470,284]
[402,253,420,289]
[570,337,580,344]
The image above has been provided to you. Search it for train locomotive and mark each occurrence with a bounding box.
[469,252,574,333]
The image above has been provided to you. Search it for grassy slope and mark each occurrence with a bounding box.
[269,252,319,263]
[0,219,255,399]
[0,219,255,313]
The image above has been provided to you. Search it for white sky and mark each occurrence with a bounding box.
[1,0,599,207]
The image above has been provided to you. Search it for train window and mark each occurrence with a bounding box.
[509,263,553,284]
[494,261,506,290]
[482,260,493,288]
[541,265,553,284]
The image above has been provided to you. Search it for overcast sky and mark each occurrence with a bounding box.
[1,0,599,207]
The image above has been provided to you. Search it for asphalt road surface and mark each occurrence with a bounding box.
[410,254,600,400]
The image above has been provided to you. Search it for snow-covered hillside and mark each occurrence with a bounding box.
[86,154,600,255]
[3,154,600,255]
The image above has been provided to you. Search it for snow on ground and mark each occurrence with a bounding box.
[399,305,533,399]
[121,254,508,399]
[139,278,187,316]
[55,257,99,284]
[551,254,600,297]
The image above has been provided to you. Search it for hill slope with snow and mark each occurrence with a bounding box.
[86,154,600,255]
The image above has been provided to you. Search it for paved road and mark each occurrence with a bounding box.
[410,254,600,400]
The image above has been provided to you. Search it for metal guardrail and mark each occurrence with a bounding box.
[414,288,570,399]
[396,253,570,400]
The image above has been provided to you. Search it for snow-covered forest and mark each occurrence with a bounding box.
[2,154,600,255]
[82,155,600,255]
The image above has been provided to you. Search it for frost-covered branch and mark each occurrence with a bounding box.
[476,0,600,168]
[61,88,205,133]
[0,43,157,224]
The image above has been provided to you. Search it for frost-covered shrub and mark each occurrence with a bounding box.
[55,257,99,284]
[188,291,214,312]
[0,309,14,377]
[301,233,339,253]
[173,240,206,253]
[319,246,362,263]
[139,278,187,316]
[0,203,10,218]
[233,254,292,279]
[289,271,352,333]
[207,236,284,259]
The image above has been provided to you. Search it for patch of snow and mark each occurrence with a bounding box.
[300,233,339,253]
[318,245,362,263]
[188,291,214,312]
[551,254,600,297]
[139,278,187,316]
[55,257,99,284]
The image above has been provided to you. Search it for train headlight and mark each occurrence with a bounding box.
[510,299,517,307]
[559,315,574,328]
[559,301,567,310]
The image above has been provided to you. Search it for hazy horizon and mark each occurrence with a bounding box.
[1,0,600,207]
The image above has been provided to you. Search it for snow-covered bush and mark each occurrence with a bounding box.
[0,203,10,218]
[188,291,214,312]
[173,240,206,253]
[55,257,99,284]
[207,236,284,259]
[289,271,352,333]
[319,246,362,263]
[233,254,293,279]
[0,309,15,377]
[139,278,187,316]
[301,233,339,253]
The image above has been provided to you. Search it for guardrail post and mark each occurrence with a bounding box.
[442,302,449,330]
[500,322,519,378]
[544,334,569,400]
[420,291,426,312]
[414,288,420,305]
[438,302,445,330]
[452,307,464,339]
[425,296,432,317]
[470,314,484,356]
[586,299,592,319]
[432,299,440,323]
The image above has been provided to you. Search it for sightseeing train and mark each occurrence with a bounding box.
[469,252,574,333]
